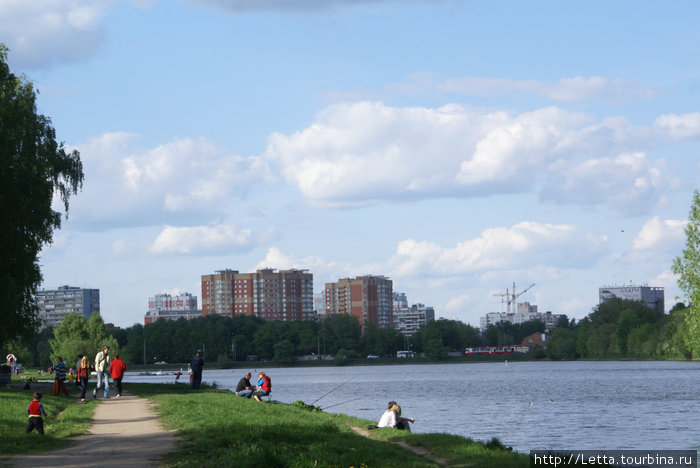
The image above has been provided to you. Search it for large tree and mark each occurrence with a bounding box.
[0,45,83,344]
[672,190,700,359]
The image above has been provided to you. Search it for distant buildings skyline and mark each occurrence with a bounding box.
[144,292,201,325]
[324,275,393,329]
[36,285,100,330]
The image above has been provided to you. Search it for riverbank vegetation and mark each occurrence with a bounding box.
[128,382,529,467]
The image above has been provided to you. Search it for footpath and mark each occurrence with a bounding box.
[9,394,178,468]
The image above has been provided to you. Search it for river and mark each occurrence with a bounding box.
[124,360,700,455]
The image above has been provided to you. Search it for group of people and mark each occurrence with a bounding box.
[235,371,271,402]
[369,401,415,431]
[52,345,127,402]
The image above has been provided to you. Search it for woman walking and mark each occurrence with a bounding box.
[77,355,91,401]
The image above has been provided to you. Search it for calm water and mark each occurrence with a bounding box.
[125,360,700,454]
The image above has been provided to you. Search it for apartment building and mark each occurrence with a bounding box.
[325,275,393,328]
[36,285,100,330]
[201,268,314,321]
[599,285,665,314]
[144,292,202,325]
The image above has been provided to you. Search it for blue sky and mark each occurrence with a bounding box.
[3,0,699,328]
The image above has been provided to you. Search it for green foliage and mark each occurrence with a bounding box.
[482,320,546,347]
[424,338,448,360]
[273,339,296,364]
[50,313,119,363]
[334,348,358,366]
[216,353,233,368]
[291,400,323,412]
[672,189,700,359]
[0,44,84,345]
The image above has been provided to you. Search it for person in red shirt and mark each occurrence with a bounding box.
[109,352,127,397]
[26,392,47,435]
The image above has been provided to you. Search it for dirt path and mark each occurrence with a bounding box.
[347,424,449,467]
[9,394,178,468]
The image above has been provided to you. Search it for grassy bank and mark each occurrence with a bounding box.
[0,385,97,454]
[129,383,529,467]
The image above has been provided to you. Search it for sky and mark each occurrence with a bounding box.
[3,0,700,329]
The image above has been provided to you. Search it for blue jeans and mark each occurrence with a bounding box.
[237,389,253,398]
[93,370,110,397]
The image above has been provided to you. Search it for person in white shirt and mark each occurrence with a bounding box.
[92,346,111,399]
[377,401,415,431]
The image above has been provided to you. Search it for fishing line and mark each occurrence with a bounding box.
[322,397,361,410]
[311,376,354,405]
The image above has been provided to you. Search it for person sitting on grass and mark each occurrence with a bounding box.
[373,401,415,431]
[236,372,254,398]
[252,372,271,402]
[26,392,47,435]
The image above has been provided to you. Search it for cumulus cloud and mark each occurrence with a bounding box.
[654,113,700,140]
[435,75,656,103]
[254,247,364,279]
[0,0,112,69]
[266,101,669,213]
[149,223,259,255]
[70,132,271,229]
[386,221,608,277]
[627,216,687,261]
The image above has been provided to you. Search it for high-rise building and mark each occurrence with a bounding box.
[144,292,202,325]
[201,268,314,321]
[36,285,100,330]
[599,285,665,314]
[480,303,564,332]
[394,303,435,336]
[325,275,393,328]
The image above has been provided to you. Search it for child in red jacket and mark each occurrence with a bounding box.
[26,392,47,435]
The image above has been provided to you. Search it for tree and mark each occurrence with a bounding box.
[50,313,118,364]
[672,190,700,359]
[0,44,84,345]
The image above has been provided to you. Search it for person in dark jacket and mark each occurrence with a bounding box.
[235,372,254,398]
[190,350,204,390]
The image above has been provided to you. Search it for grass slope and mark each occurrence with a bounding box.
[129,383,529,467]
[0,385,97,454]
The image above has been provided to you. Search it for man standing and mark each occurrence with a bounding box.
[190,349,204,390]
[93,346,110,399]
[109,352,127,397]
[235,372,254,398]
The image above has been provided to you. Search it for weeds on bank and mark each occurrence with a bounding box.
[0,386,97,454]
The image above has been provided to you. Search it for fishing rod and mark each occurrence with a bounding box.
[322,397,361,411]
[311,376,354,405]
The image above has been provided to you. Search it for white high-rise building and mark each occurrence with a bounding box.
[144,292,201,325]
[599,285,665,314]
[36,285,100,330]
[480,302,564,332]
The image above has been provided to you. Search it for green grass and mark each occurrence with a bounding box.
[128,383,529,467]
[0,385,97,454]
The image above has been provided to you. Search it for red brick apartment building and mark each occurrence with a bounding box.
[324,275,393,328]
[201,268,314,321]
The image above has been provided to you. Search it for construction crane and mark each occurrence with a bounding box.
[493,282,535,314]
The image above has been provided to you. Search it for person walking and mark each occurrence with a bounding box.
[190,349,204,390]
[109,352,127,397]
[77,355,92,401]
[93,346,111,399]
[53,357,70,396]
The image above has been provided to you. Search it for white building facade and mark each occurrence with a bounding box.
[36,285,100,330]
[144,292,201,325]
[599,285,665,314]
[480,302,564,332]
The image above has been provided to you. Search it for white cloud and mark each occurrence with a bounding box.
[70,132,271,228]
[387,221,608,277]
[435,76,656,103]
[267,101,669,213]
[444,294,470,312]
[254,247,363,279]
[654,113,700,140]
[627,216,686,261]
[0,0,112,69]
[149,223,257,255]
